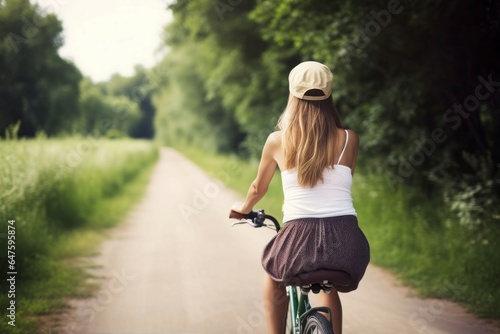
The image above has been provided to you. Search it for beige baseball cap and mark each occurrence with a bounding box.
[288,61,333,101]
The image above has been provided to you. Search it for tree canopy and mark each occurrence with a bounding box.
[0,0,157,139]
[0,0,82,136]
[154,0,500,230]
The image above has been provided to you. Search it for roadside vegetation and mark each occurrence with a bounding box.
[0,137,158,333]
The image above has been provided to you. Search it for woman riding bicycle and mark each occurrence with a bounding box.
[231,61,370,334]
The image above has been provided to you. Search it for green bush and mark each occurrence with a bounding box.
[431,152,500,234]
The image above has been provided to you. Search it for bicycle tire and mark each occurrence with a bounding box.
[303,311,333,334]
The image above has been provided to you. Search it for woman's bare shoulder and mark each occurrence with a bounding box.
[268,130,282,139]
[264,131,283,166]
[344,129,359,147]
[267,131,282,145]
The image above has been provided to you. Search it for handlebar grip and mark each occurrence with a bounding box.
[229,210,255,220]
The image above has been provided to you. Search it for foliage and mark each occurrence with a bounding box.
[74,66,164,139]
[157,0,500,234]
[0,1,158,139]
[153,40,246,153]
[77,78,141,137]
[102,65,163,139]
[154,0,299,155]
[251,0,500,179]
[0,0,82,137]
[435,152,500,233]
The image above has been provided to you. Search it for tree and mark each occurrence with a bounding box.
[251,0,500,178]
[78,78,140,138]
[156,0,299,154]
[0,0,83,137]
[103,66,161,139]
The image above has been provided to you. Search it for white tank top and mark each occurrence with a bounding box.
[281,130,357,223]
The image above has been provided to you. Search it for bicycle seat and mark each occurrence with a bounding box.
[285,269,352,295]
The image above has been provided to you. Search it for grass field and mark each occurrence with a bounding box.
[178,145,500,320]
[0,138,158,333]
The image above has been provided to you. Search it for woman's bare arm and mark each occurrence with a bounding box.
[231,133,279,213]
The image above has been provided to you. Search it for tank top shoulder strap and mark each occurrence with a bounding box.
[337,129,349,165]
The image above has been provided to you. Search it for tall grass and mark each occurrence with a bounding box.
[179,146,500,319]
[353,172,500,319]
[0,138,158,269]
[0,138,158,333]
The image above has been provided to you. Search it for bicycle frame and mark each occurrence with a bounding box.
[286,285,333,334]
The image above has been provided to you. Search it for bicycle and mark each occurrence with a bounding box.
[229,209,351,334]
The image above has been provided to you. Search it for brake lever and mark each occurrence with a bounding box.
[231,219,263,228]
[231,221,249,227]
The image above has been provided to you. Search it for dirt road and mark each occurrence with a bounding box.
[60,148,499,334]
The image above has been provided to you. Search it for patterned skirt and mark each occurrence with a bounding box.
[261,215,370,293]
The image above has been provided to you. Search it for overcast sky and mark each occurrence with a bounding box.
[33,0,172,82]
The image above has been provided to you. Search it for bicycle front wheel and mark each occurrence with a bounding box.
[303,311,333,334]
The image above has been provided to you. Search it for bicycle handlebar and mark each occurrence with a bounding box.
[229,210,281,232]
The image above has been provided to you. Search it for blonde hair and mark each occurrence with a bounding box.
[278,92,342,187]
